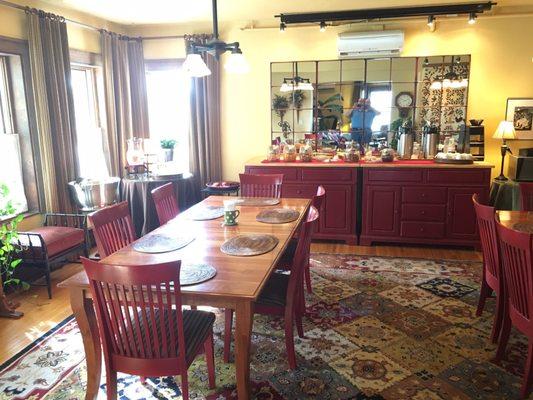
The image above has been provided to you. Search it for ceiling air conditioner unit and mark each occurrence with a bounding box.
[337,31,404,58]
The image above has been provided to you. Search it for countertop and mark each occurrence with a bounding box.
[246,157,494,169]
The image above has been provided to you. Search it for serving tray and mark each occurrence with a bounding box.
[256,208,300,224]
[220,234,279,256]
[434,158,474,165]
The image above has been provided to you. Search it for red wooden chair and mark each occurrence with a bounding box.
[81,258,216,400]
[239,173,283,198]
[278,186,326,293]
[519,182,533,211]
[472,194,504,342]
[224,205,319,370]
[88,202,136,258]
[494,221,533,399]
[151,182,180,226]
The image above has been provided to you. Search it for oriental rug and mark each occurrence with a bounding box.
[0,254,529,399]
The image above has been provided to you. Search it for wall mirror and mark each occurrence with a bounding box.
[270,55,470,151]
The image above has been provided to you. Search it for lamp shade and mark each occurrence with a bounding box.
[493,121,517,140]
[224,52,250,74]
[183,53,211,78]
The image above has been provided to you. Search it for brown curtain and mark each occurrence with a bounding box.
[26,9,78,213]
[100,31,150,177]
[185,35,222,199]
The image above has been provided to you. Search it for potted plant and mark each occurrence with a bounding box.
[272,94,289,123]
[160,139,177,162]
[291,90,305,122]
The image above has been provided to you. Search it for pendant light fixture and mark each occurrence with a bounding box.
[183,0,249,77]
[430,56,468,90]
[280,63,314,92]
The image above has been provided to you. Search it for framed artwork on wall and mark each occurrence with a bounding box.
[506,98,533,139]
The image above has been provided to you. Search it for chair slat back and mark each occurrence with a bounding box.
[496,221,533,324]
[287,206,319,303]
[151,183,180,226]
[472,194,501,282]
[312,186,326,210]
[519,183,533,211]
[82,258,186,361]
[239,173,283,198]
[89,202,136,258]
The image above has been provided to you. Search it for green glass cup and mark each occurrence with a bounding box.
[224,209,240,226]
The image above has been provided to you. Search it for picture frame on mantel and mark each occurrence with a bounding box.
[506,97,533,139]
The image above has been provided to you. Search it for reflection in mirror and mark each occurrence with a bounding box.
[318,61,340,84]
[367,58,391,83]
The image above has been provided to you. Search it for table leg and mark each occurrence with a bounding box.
[70,288,101,400]
[234,300,254,400]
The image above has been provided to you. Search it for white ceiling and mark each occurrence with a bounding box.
[41,0,533,26]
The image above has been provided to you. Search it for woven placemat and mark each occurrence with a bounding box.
[132,234,195,253]
[220,234,279,256]
[512,222,533,234]
[180,263,217,285]
[256,208,300,224]
[235,197,280,206]
[188,205,224,221]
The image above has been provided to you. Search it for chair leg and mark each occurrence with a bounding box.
[105,368,117,400]
[223,309,233,363]
[295,311,304,339]
[521,342,533,399]
[180,372,189,400]
[495,312,512,362]
[490,291,505,343]
[204,331,216,389]
[284,308,297,370]
[305,260,312,293]
[476,279,491,317]
[45,261,52,300]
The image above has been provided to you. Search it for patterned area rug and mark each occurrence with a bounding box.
[0,254,529,399]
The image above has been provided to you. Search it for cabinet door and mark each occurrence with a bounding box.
[364,186,401,237]
[320,184,355,235]
[446,187,485,240]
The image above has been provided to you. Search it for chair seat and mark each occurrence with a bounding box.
[137,309,215,363]
[19,226,85,258]
[256,272,289,308]
[276,238,297,269]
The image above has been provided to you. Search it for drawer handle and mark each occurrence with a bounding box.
[421,193,427,198]
[421,211,426,215]
[297,190,302,194]
[420,227,425,232]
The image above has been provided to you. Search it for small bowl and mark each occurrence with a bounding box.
[469,119,484,126]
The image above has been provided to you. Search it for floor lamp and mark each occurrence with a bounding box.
[493,121,517,181]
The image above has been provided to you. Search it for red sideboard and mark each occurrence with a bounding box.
[244,165,358,244]
[244,160,492,249]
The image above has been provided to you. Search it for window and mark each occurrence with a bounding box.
[145,60,190,173]
[367,85,393,134]
[0,55,28,217]
[70,64,109,179]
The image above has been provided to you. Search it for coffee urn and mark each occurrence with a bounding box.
[397,120,414,160]
[422,124,440,159]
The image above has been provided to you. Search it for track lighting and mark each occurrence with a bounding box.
[280,22,286,32]
[427,15,435,29]
[468,12,477,24]
[423,57,429,67]
[320,21,327,32]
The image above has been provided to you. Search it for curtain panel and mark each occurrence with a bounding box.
[185,35,222,200]
[26,9,78,213]
[100,31,150,177]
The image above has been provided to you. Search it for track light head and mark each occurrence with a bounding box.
[427,15,435,28]
[280,22,286,32]
[320,21,327,32]
[468,12,477,24]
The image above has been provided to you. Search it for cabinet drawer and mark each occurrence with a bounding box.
[301,168,353,182]
[366,169,423,183]
[401,222,445,239]
[426,169,488,185]
[282,184,317,199]
[245,167,298,182]
[402,187,446,204]
[401,204,446,222]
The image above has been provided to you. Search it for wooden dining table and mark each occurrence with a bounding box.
[496,210,533,233]
[58,195,311,400]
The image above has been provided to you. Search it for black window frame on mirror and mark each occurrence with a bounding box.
[0,35,43,216]
[270,55,471,153]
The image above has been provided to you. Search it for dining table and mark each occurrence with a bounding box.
[58,195,311,400]
[496,210,533,233]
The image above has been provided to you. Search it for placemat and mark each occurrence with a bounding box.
[189,205,224,221]
[256,208,300,224]
[512,222,533,234]
[235,197,280,206]
[180,263,217,285]
[220,234,279,256]
[132,234,195,253]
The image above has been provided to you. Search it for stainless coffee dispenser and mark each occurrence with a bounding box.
[397,120,414,160]
[422,124,440,159]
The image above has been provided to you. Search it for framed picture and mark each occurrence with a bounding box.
[506,98,533,139]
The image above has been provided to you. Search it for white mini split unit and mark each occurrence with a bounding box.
[337,31,404,58]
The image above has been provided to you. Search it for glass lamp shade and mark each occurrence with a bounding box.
[183,53,211,78]
[280,82,293,92]
[493,121,517,140]
[224,52,250,74]
[296,82,314,91]
[279,81,314,92]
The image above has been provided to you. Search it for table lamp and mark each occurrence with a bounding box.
[492,121,517,181]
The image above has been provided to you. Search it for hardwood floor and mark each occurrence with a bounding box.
[0,243,482,365]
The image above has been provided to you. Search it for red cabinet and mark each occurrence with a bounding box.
[360,167,491,248]
[244,165,357,244]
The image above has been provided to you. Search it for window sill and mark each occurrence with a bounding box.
[0,210,39,224]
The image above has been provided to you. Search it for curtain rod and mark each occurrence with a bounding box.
[0,0,188,40]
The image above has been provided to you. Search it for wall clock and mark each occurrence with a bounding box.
[395,91,414,108]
